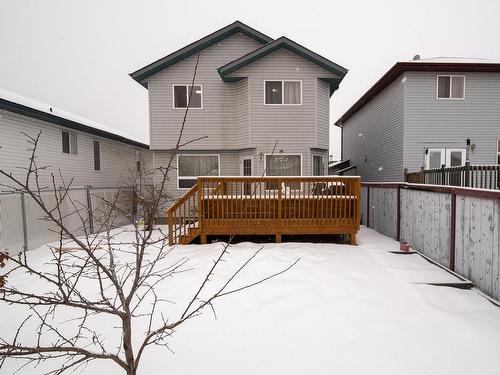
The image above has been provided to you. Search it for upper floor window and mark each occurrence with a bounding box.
[437,75,465,99]
[265,80,302,105]
[93,140,101,171]
[173,84,202,109]
[62,131,78,154]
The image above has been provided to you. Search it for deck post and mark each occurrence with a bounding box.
[168,210,173,246]
[276,178,282,243]
[197,179,204,244]
[350,232,356,245]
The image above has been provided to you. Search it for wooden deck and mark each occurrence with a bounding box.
[167,176,361,245]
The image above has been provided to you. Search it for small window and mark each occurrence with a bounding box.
[265,81,301,105]
[62,131,78,154]
[313,155,324,176]
[173,85,202,109]
[93,141,100,171]
[437,75,465,99]
[177,155,219,188]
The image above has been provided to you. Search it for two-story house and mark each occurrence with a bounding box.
[130,21,347,199]
[336,57,500,182]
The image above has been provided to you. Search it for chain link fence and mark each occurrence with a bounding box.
[0,186,136,253]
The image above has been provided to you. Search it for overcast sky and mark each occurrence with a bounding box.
[1,0,499,159]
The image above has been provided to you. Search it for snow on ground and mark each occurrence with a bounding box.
[1,226,500,375]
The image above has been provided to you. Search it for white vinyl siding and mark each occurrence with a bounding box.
[0,111,150,189]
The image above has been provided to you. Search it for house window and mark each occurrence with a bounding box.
[265,81,301,105]
[177,155,219,189]
[313,155,324,176]
[173,85,202,109]
[93,141,100,171]
[62,131,78,154]
[425,148,466,169]
[265,154,302,176]
[437,75,465,99]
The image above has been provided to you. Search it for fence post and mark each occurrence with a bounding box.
[449,191,457,271]
[366,185,370,228]
[85,185,94,234]
[420,166,425,184]
[20,192,29,251]
[464,161,470,187]
[276,178,282,243]
[440,165,446,185]
[396,185,401,242]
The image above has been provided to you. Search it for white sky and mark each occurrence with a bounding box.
[1,0,499,160]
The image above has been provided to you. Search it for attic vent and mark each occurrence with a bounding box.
[413,54,421,61]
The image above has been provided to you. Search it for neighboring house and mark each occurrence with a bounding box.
[129,21,347,199]
[0,89,150,189]
[336,57,500,182]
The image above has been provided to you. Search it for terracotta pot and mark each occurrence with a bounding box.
[400,242,410,252]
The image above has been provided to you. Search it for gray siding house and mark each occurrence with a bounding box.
[129,21,347,199]
[0,89,150,189]
[337,58,500,182]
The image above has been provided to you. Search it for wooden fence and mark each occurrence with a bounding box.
[406,164,500,190]
[167,176,361,245]
[362,182,500,301]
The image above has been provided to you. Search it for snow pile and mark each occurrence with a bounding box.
[1,226,500,375]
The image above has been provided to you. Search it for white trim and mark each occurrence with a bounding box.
[436,75,465,100]
[425,148,445,169]
[263,80,303,106]
[311,153,325,176]
[263,153,303,176]
[445,148,466,167]
[176,153,220,189]
[240,155,254,176]
[172,84,204,109]
[497,139,500,164]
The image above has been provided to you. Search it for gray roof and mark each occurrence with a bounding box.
[129,21,273,87]
[218,36,348,95]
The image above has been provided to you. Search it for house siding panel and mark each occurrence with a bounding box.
[235,78,249,148]
[146,33,263,151]
[228,49,336,175]
[342,75,405,182]
[404,72,500,171]
[0,111,148,189]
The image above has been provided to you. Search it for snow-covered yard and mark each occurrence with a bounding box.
[2,226,500,374]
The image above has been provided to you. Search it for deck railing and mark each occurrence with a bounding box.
[406,164,500,190]
[167,176,361,245]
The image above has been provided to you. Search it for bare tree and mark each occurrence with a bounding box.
[0,53,298,374]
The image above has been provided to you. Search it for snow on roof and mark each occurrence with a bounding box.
[0,88,147,146]
[405,56,500,64]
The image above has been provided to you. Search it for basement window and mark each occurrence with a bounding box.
[173,85,203,109]
[437,75,465,99]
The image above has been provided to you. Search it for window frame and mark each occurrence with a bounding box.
[263,80,303,106]
[93,140,101,171]
[176,154,220,190]
[425,148,445,170]
[497,139,500,164]
[172,84,203,109]
[436,75,465,100]
[312,154,324,176]
[62,131,78,155]
[264,153,303,176]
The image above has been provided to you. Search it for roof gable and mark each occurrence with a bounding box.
[130,21,273,87]
[218,37,348,95]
